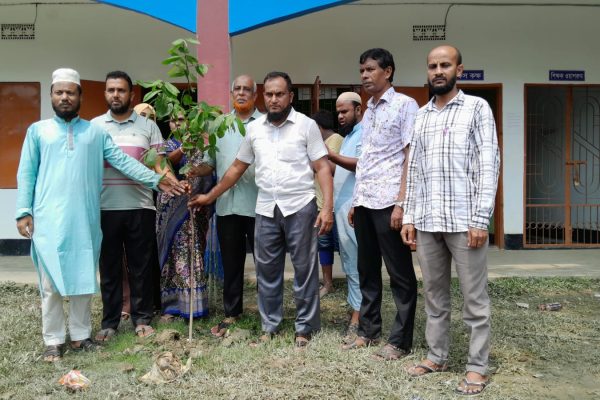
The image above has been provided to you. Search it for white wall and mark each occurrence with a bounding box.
[232,1,600,235]
[2,0,600,239]
[0,1,190,239]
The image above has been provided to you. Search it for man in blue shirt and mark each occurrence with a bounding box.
[327,92,364,344]
[15,68,185,362]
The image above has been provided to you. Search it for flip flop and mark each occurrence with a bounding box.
[94,328,116,343]
[406,360,449,377]
[455,378,489,396]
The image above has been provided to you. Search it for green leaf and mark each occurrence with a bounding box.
[136,80,153,89]
[162,55,181,65]
[208,133,217,146]
[179,164,191,175]
[167,66,187,78]
[187,38,200,45]
[164,82,180,97]
[143,90,160,102]
[142,148,158,167]
[195,64,209,77]
[182,93,194,106]
[235,118,246,136]
[172,38,185,47]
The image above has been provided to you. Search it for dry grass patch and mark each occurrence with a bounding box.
[0,277,599,399]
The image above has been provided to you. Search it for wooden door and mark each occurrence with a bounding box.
[0,82,40,188]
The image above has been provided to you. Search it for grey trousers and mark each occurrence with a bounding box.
[254,200,320,335]
[416,231,491,375]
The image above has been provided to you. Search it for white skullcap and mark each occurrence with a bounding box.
[52,68,81,86]
[337,91,362,104]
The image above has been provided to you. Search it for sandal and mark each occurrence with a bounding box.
[341,336,380,350]
[249,332,275,347]
[159,314,176,324]
[42,344,64,362]
[371,343,410,361]
[295,332,312,349]
[121,312,130,321]
[70,338,97,352]
[210,317,237,337]
[94,328,116,343]
[455,378,489,396]
[342,323,359,345]
[135,324,155,338]
[406,359,449,377]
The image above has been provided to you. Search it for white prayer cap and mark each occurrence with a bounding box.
[337,91,362,104]
[52,68,81,86]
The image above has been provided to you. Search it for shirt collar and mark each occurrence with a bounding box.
[426,90,465,112]
[348,122,362,137]
[53,115,81,125]
[105,109,137,123]
[367,86,395,109]
[232,108,263,124]
[262,106,297,127]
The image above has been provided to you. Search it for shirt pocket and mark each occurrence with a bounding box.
[279,141,305,162]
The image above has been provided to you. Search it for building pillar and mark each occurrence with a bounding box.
[197,0,230,112]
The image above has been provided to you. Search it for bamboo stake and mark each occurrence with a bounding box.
[188,207,196,342]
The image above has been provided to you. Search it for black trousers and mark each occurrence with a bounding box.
[353,206,417,350]
[100,209,157,329]
[216,214,255,317]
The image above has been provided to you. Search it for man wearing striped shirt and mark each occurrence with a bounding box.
[401,46,500,396]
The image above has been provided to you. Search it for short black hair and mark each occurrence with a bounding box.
[264,71,293,92]
[50,84,82,95]
[311,109,334,130]
[359,48,395,83]
[105,70,133,90]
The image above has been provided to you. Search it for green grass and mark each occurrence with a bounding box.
[0,278,599,399]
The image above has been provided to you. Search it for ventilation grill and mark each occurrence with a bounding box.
[1,24,35,40]
[412,25,445,41]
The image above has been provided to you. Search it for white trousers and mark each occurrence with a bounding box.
[39,267,92,345]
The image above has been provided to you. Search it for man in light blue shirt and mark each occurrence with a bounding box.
[328,92,363,344]
[190,75,261,337]
[15,68,184,362]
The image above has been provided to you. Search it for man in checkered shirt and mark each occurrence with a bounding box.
[401,45,500,396]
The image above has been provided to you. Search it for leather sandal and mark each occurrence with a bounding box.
[341,336,380,350]
[42,344,64,362]
[70,338,97,352]
[135,324,155,338]
[371,343,410,361]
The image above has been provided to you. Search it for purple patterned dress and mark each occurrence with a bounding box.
[156,139,213,318]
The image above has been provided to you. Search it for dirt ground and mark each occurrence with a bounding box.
[0,277,598,399]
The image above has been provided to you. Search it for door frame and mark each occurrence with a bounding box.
[458,83,505,249]
[523,83,600,248]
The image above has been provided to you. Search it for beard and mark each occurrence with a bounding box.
[267,103,292,124]
[429,75,457,95]
[52,102,80,121]
[109,98,131,115]
[339,117,358,137]
[233,99,255,114]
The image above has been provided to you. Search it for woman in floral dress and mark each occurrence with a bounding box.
[156,116,213,320]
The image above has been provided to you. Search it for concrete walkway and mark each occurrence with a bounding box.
[1,247,599,285]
